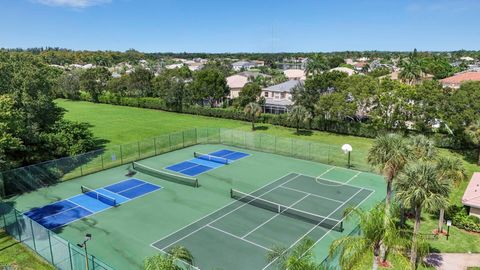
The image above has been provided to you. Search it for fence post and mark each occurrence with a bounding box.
[2,212,6,229]
[138,141,141,158]
[30,219,37,251]
[206,128,209,143]
[182,131,185,148]
[47,230,55,264]
[154,138,157,155]
[80,164,83,176]
[291,138,294,156]
[68,242,74,270]
[194,128,198,144]
[14,210,22,242]
[168,134,172,150]
[101,154,104,170]
[120,145,124,164]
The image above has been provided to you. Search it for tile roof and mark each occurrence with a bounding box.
[462,172,480,208]
[263,80,303,93]
[440,72,480,84]
[226,75,249,89]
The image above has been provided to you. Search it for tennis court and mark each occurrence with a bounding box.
[151,172,374,270]
[7,143,385,270]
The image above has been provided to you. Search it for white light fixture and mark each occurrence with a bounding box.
[342,144,353,168]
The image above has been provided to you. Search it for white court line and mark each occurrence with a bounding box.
[279,185,344,204]
[298,187,376,262]
[293,171,375,193]
[319,166,336,177]
[241,193,310,239]
[150,173,302,252]
[346,171,361,184]
[262,185,366,270]
[207,225,273,252]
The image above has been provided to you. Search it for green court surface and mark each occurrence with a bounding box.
[10,144,386,270]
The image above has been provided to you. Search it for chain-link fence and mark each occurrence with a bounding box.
[0,127,374,270]
[0,203,113,270]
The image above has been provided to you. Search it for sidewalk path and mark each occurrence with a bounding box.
[425,253,480,270]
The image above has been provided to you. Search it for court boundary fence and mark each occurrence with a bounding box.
[0,127,374,270]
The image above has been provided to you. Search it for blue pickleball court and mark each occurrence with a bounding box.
[23,178,162,230]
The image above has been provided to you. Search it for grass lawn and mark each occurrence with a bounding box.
[0,231,54,270]
[55,99,480,265]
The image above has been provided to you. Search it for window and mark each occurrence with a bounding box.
[264,92,269,97]
[281,92,286,99]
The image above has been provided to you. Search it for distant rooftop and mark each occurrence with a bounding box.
[263,80,303,93]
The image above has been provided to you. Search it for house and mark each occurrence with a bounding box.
[165,63,184,70]
[261,80,302,113]
[188,63,204,71]
[226,75,249,99]
[329,67,355,76]
[353,62,368,72]
[226,72,271,99]
[283,69,306,80]
[440,72,480,89]
[462,172,480,218]
[460,56,475,62]
[232,61,256,71]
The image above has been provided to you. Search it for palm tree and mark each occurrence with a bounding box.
[287,105,312,133]
[329,204,402,270]
[409,135,437,160]
[367,134,411,214]
[267,238,323,270]
[144,246,194,270]
[395,162,451,270]
[244,102,262,130]
[435,156,465,233]
[465,120,480,165]
[399,58,423,85]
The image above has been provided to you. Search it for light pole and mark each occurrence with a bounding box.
[77,233,92,270]
[446,220,452,240]
[342,144,353,168]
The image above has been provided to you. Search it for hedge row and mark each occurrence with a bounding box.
[447,205,480,233]
[78,92,461,148]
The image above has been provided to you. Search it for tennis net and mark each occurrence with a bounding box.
[194,152,229,164]
[230,189,343,232]
[81,186,117,206]
[132,162,199,187]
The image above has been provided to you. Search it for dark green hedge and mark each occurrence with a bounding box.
[81,93,461,147]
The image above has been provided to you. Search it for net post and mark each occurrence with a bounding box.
[30,219,37,251]
[230,189,233,198]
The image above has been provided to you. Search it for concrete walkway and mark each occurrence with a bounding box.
[425,253,480,270]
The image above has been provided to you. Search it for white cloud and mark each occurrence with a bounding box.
[35,0,111,8]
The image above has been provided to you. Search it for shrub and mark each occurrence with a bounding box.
[446,205,480,233]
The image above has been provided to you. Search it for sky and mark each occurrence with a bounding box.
[1,0,480,53]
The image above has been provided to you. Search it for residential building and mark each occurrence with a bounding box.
[440,71,480,88]
[232,61,256,71]
[261,80,302,114]
[329,67,355,76]
[283,69,306,80]
[165,63,184,70]
[226,72,270,99]
[188,63,204,71]
[226,75,249,99]
[462,172,480,218]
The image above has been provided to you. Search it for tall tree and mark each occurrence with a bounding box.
[329,204,402,270]
[287,105,312,133]
[79,67,111,102]
[435,156,465,233]
[244,102,262,130]
[395,162,451,270]
[128,67,154,97]
[237,82,262,108]
[189,68,229,107]
[152,69,187,111]
[465,120,480,165]
[399,57,423,85]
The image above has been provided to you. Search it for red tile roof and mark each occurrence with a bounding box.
[440,72,480,84]
[462,172,480,208]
